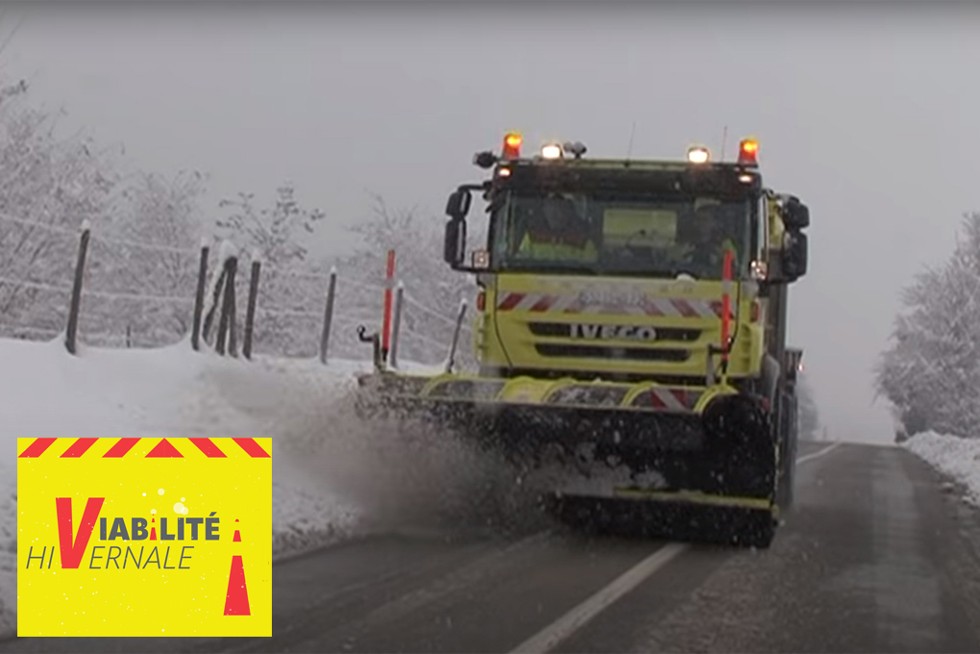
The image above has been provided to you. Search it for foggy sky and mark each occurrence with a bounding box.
[6,2,980,444]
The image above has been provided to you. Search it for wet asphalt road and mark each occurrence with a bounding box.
[5,439,980,653]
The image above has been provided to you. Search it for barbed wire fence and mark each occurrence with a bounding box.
[0,213,476,369]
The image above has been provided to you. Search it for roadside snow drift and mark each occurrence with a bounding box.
[0,336,372,635]
[0,335,539,637]
[903,431,980,506]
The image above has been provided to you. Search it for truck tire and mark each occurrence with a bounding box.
[749,519,775,548]
[732,509,775,549]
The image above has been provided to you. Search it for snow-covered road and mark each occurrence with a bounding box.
[0,335,530,638]
[6,440,980,653]
[4,335,980,646]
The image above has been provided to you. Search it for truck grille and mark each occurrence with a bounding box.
[534,344,690,362]
[527,322,701,342]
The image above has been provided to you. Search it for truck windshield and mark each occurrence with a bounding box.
[490,190,753,279]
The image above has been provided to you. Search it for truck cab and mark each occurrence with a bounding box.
[443,134,809,400]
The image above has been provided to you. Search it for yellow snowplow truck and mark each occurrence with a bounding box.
[355,133,810,548]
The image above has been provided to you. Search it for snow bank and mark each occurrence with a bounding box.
[0,336,377,637]
[903,431,980,506]
[0,335,536,638]
[0,334,541,637]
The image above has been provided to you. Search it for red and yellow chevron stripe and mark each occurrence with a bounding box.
[17,437,270,459]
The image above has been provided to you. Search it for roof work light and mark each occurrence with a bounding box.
[738,138,759,166]
[502,132,523,159]
[687,145,711,164]
[541,143,563,160]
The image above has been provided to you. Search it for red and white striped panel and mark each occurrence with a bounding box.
[648,388,695,411]
[496,292,726,318]
[497,292,583,313]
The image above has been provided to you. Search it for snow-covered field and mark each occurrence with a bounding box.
[903,431,980,506]
[0,335,523,638]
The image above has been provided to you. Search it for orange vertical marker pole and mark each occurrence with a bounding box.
[381,249,396,359]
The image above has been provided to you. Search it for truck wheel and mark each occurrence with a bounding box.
[750,520,775,549]
[732,510,775,549]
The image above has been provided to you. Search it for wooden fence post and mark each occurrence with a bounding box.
[243,251,261,361]
[65,220,91,355]
[319,267,337,364]
[215,259,233,355]
[227,255,238,357]
[191,239,210,351]
[202,267,227,346]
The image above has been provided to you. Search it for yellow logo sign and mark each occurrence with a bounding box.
[17,437,272,637]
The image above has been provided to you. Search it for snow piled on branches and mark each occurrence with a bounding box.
[338,194,482,369]
[211,190,481,368]
[0,75,211,347]
[0,77,121,339]
[876,211,980,440]
[0,70,473,363]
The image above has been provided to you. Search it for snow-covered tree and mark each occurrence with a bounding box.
[336,193,484,368]
[209,184,485,363]
[876,211,980,438]
[214,184,330,356]
[81,170,207,346]
[215,184,325,266]
[0,72,218,346]
[0,77,124,339]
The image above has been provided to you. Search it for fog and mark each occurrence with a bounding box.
[5,2,979,445]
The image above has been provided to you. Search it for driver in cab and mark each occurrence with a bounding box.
[681,201,739,275]
[516,194,597,262]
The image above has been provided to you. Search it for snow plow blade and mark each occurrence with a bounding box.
[355,371,778,548]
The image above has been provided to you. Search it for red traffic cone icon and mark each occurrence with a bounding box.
[224,554,250,615]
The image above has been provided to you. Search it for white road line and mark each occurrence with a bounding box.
[354,530,553,629]
[508,542,688,654]
[509,440,845,653]
[796,441,842,465]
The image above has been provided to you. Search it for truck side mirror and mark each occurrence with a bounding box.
[443,218,466,268]
[783,196,810,230]
[782,230,808,280]
[783,348,803,386]
[445,188,472,220]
